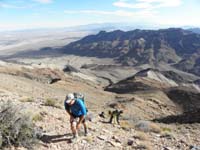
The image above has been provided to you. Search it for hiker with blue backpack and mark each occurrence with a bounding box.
[64,93,88,140]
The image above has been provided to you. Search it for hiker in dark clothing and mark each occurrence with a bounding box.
[99,111,105,118]
[64,93,88,139]
[109,109,123,125]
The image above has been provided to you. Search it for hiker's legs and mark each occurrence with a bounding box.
[113,115,117,124]
[70,117,78,138]
[70,122,76,134]
[76,117,87,136]
[82,119,88,135]
[116,115,120,124]
[109,115,113,123]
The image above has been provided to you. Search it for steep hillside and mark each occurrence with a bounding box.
[166,87,200,112]
[105,68,200,120]
[174,53,200,76]
[105,68,179,94]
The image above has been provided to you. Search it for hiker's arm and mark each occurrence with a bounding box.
[64,103,71,116]
[66,110,75,122]
[66,109,71,115]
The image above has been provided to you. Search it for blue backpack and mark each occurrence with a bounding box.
[73,92,88,112]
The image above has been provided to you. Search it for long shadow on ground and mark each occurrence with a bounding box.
[152,109,200,124]
[40,133,72,143]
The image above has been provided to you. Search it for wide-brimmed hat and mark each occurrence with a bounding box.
[65,93,74,104]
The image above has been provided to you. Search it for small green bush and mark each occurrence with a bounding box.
[44,98,57,107]
[32,114,43,122]
[44,98,61,108]
[0,101,39,149]
[162,127,172,132]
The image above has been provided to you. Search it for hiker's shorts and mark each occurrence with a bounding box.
[70,115,86,125]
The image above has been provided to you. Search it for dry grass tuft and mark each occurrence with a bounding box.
[120,120,133,131]
[32,113,43,122]
[135,121,161,133]
[134,141,153,150]
[134,131,149,141]
[19,97,34,103]
[44,98,61,108]
[85,136,93,143]
[149,123,161,133]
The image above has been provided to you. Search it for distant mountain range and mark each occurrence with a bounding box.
[60,28,200,76]
[188,28,200,34]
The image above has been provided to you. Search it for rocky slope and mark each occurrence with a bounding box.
[105,68,199,94]
[0,61,200,150]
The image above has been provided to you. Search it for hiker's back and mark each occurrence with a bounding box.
[74,92,88,112]
[74,92,84,102]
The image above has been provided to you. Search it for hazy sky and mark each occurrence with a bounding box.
[0,0,200,30]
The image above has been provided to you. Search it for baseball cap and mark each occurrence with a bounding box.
[65,93,74,104]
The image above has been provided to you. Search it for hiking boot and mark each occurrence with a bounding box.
[70,133,79,143]
[70,137,78,143]
[84,132,88,136]
[84,128,88,136]
[73,133,79,138]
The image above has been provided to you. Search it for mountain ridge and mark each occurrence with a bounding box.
[60,28,200,76]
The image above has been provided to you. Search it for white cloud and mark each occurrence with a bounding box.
[113,1,152,9]
[113,0,182,9]
[33,0,53,4]
[0,3,32,9]
[64,9,155,18]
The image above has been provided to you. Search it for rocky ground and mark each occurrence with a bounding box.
[1,89,200,150]
[0,60,200,150]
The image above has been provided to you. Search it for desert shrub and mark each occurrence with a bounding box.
[20,97,34,103]
[160,132,175,139]
[134,131,149,141]
[149,123,161,133]
[162,127,172,132]
[44,98,57,107]
[135,121,161,133]
[0,101,38,149]
[120,120,133,131]
[133,141,153,150]
[32,113,43,122]
[85,136,93,143]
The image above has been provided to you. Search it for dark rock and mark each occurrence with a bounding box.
[80,64,97,69]
[105,76,156,94]
[163,147,173,150]
[127,139,134,146]
[63,65,79,73]
[48,78,61,84]
[190,145,200,150]
[162,70,190,83]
